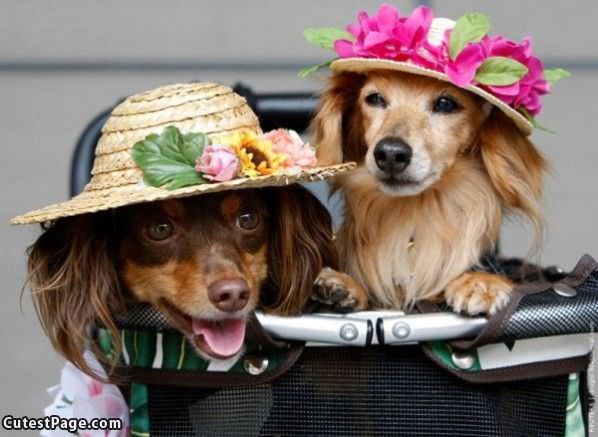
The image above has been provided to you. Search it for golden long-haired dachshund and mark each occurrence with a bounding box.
[311,70,547,315]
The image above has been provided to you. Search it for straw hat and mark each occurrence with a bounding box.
[303,6,570,136]
[11,82,354,225]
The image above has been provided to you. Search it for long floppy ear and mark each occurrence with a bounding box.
[262,185,338,314]
[311,72,367,165]
[479,110,548,248]
[26,212,124,380]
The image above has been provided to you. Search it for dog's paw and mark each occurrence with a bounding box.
[312,267,368,313]
[445,272,513,316]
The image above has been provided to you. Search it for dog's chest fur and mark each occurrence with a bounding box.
[338,158,502,309]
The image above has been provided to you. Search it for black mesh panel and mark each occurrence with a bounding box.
[147,346,568,436]
[504,272,598,340]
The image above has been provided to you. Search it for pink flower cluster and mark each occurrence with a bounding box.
[334,4,549,116]
[196,129,316,182]
[262,129,317,172]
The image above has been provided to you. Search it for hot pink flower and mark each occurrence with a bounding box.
[444,41,485,87]
[261,129,317,171]
[196,145,240,181]
[334,4,434,62]
[479,35,549,115]
[415,28,485,87]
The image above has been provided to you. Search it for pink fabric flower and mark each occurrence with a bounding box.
[261,129,317,171]
[196,145,240,181]
[444,42,485,87]
[334,4,433,62]
[479,35,549,115]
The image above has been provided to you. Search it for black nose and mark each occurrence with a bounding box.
[208,278,250,313]
[373,137,413,175]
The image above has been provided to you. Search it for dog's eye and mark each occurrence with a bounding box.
[147,221,174,241]
[236,209,260,231]
[365,92,387,108]
[433,96,460,113]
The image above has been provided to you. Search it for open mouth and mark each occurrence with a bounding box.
[160,300,246,359]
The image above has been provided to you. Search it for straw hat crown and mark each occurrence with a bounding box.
[89,82,261,192]
[11,82,353,224]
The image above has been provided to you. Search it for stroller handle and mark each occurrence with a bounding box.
[254,311,487,346]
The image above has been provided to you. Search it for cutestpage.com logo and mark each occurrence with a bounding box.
[2,415,124,433]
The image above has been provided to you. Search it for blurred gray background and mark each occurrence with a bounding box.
[1,0,597,433]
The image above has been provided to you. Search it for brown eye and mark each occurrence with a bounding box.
[236,209,259,231]
[365,92,387,108]
[433,96,461,114]
[147,221,174,241]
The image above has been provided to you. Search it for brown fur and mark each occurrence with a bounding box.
[26,185,337,379]
[312,70,547,313]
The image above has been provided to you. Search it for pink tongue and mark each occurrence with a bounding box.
[191,318,246,357]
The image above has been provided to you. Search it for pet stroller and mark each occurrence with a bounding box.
[71,85,597,437]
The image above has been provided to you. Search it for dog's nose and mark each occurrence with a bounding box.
[208,278,250,313]
[373,137,413,174]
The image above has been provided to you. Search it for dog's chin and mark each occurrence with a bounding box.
[376,172,438,197]
[159,299,250,361]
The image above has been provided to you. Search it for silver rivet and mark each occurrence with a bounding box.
[340,323,359,341]
[392,322,411,339]
[451,351,475,370]
[553,283,577,298]
[243,356,269,375]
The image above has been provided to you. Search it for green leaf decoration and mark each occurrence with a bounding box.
[519,108,556,134]
[182,132,209,163]
[298,59,334,78]
[449,13,490,59]
[475,56,529,86]
[132,126,209,190]
[166,170,207,190]
[303,27,352,50]
[543,68,571,86]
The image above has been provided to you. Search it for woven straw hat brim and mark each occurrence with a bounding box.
[11,81,356,225]
[331,58,533,136]
[11,163,355,225]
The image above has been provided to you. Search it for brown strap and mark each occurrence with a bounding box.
[110,344,304,388]
[421,344,591,384]
[451,254,598,351]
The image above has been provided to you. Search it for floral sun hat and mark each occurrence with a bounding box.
[11,82,354,224]
[301,3,570,135]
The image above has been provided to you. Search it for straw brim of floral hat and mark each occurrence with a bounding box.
[330,57,533,135]
[11,82,354,225]
[302,6,570,136]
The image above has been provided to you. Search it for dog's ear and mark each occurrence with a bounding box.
[263,185,338,314]
[26,212,124,380]
[311,72,367,165]
[479,110,548,246]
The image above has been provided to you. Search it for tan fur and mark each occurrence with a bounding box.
[312,70,547,312]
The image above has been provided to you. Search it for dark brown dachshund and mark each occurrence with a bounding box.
[27,185,336,377]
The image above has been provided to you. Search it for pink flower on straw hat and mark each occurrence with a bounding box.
[334,4,433,62]
[261,129,317,171]
[196,144,240,181]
